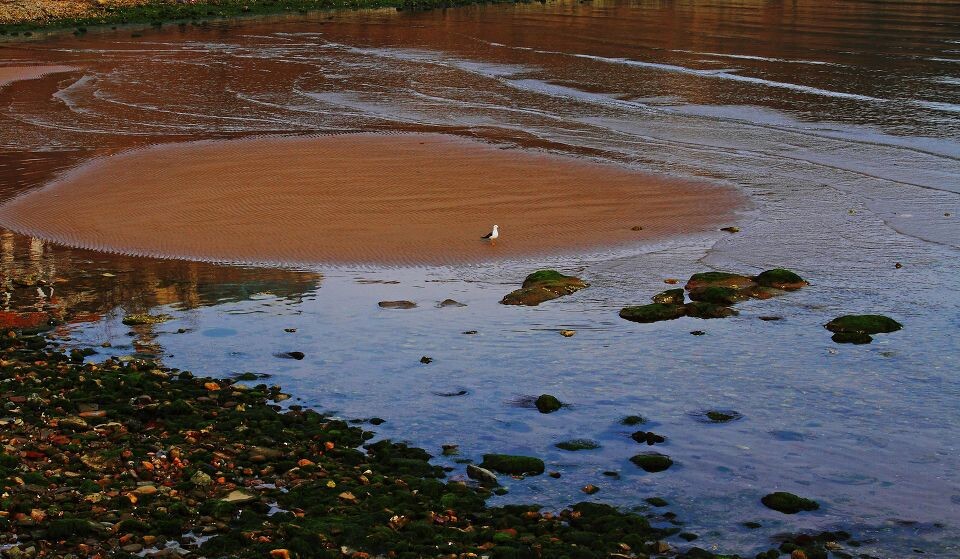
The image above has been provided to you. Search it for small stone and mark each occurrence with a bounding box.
[548,471,561,478]
[438,299,466,308]
[895,262,902,268]
[275,351,305,360]
[221,490,256,504]
[337,491,358,503]
[690,330,705,336]
[270,551,292,559]
[720,226,740,233]
[559,330,575,337]
[441,444,458,455]
[378,300,416,309]
[761,491,820,514]
[654,541,671,553]
[190,471,213,486]
[466,464,499,486]
[535,394,562,413]
[420,356,433,364]
[121,544,143,553]
[630,453,673,472]
[630,225,643,231]
[462,330,478,335]
[582,484,599,494]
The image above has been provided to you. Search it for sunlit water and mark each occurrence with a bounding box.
[1,1,959,556]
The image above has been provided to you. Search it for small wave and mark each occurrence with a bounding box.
[913,100,960,114]
[927,57,960,64]
[671,49,844,67]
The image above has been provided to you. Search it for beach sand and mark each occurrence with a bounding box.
[0,65,77,88]
[0,133,742,265]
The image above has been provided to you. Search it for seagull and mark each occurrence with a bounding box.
[481,224,499,243]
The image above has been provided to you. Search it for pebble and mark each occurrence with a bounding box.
[560,330,575,337]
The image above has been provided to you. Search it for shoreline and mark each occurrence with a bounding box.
[0,0,525,34]
[0,322,852,559]
[0,132,744,267]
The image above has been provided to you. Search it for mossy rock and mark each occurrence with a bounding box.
[620,415,646,426]
[688,286,749,305]
[535,394,562,414]
[630,452,673,472]
[824,315,902,335]
[761,491,820,514]
[501,270,589,306]
[645,497,669,507]
[480,454,545,476]
[619,303,686,323]
[651,288,685,305]
[555,439,600,451]
[754,268,807,290]
[831,332,873,344]
[684,302,739,319]
[685,271,755,290]
[122,313,172,326]
[704,410,742,423]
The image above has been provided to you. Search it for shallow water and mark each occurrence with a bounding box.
[1,1,959,556]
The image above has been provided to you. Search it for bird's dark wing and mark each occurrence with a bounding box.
[481,232,493,239]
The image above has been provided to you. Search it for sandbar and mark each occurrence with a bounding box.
[0,133,742,265]
[0,65,77,88]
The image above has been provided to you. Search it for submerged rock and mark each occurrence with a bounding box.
[480,454,545,476]
[630,452,674,472]
[378,300,417,309]
[466,464,499,486]
[619,303,686,323]
[761,492,820,514]
[121,313,172,326]
[704,410,743,423]
[500,270,589,306]
[535,394,563,413]
[438,299,466,308]
[825,315,902,335]
[621,415,646,426]
[631,431,666,445]
[688,286,750,306]
[555,439,600,451]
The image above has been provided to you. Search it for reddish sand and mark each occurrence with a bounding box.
[0,133,741,265]
[0,66,77,88]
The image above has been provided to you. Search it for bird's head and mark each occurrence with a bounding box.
[493,225,499,231]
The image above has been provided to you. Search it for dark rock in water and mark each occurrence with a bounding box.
[535,394,562,413]
[759,316,783,321]
[500,270,589,306]
[684,302,738,319]
[462,330,478,335]
[743,521,763,529]
[234,372,260,381]
[283,328,296,333]
[122,313,173,326]
[704,410,742,423]
[274,351,305,360]
[754,268,808,290]
[679,532,699,542]
[441,444,458,455]
[555,439,600,451]
[645,497,669,507]
[690,330,705,336]
[651,288,685,305]
[420,356,433,364]
[630,452,674,472]
[825,315,902,335]
[582,484,600,494]
[721,226,740,233]
[619,303,686,323]
[761,492,820,514]
[621,415,646,426]
[466,464,499,486]
[685,271,755,290]
[480,454,545,475]
[433,389,468,397]
[831,332,873,344]
[438,299,466,308]
[378,300,417,309]
[631,431,666,445]
[688,286,749,305]
[369,417,385,425]
[742,285,782,300]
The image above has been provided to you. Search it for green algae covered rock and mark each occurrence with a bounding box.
[761,491,820,514]
[535,394,562,413]
[825,315,902,335]
[501,270,589,306]
[754,268,807,290]
[122,313,172,326]
[685,271,755,290]
[630,452,674,472]
[651,288,685,305]
[684,302,739,319]
[480,453,545,476]
[619,303,686,323]
[555,439,600,451]
[688,286,750,305]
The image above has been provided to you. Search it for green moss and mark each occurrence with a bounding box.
[620,415,646,426]
[555,439,600,451]
[705,410,742,423]
[480,454,545,476]
[651,288,685,305]
[121,313,172,326]
[684,302,739,319]
[824,315,902,335]
[685,271,754,289]
[687,286,748,305]
[761,491,820,514]
[502,270,588,306]
[522,270,570,286]
[754,268,806,289]
[618,303,686,323]
[644,497,668,507]
[535,394,562,414]
[629,453,673,473]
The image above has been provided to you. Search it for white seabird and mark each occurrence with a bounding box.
[481,224,499,242]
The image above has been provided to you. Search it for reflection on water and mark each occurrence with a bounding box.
[1,1,959,556]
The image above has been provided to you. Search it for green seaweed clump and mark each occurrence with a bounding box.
[651,288,685,305]
[761,491,820,514]
[825,315,902,335]
[501,270,589,306]
[555,439,600,451]
[535,394,562,413]
[754,268,807,290]
[480,453,545,476]
[619,303,687,323]
[685,271,755,290]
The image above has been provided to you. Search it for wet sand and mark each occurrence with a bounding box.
[0,133,740,265]
[0,65,76,88]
